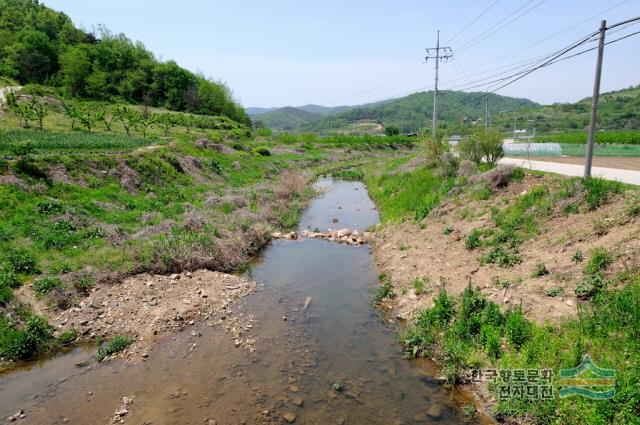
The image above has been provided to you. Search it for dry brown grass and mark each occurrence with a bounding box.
[275,170,307,199]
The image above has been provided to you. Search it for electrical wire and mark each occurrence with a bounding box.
[445,0,501,44]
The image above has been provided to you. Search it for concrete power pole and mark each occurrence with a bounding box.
[584,20,607,180]
[425,31,452,139]
[485,96,489,129]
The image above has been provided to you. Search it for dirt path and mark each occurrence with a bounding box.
[501,157,640,185]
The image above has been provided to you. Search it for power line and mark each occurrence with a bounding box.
[464,0,632,65]
[455,0,545,53]
[446,0,501,44]
[436,17,640,116]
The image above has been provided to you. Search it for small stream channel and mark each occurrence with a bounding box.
[0,178,480,424]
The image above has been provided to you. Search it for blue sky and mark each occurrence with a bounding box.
[44,0,640,107]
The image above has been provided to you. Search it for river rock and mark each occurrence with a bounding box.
[291,396,304,407]
[283,412,297,423]
[426,403,442,419]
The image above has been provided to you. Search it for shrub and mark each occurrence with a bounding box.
[0,285,13,305]
[480,324,501,359]
[544,286,563,297]
[504,306,530,349]
[457,159,477,177]
[465,229,482,250]
[531,262,549,277]
[384,125,400,136]
[35,198,64,215]
[57,329,78,345]
[584,247,612,275]
[73,276,95,294]
[412,276,429,295]
[575,274,608,299]
[572,249,584,263]
[255,147,271,156]
[0,262,19,288]
[372,274,395,304]
[96,335,133,361]
[429,288,456,326]
[482,246,522,267]
[458,128,504,164]
[435,152,459,178]
[6,249,38,274]
[34,276,64,294]
[9,140,36,158]
[0,315,53,360]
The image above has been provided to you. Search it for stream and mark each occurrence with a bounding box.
[0,178,475,424]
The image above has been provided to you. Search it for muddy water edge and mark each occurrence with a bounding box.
[1,178,488,424]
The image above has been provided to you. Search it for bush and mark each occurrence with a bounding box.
[531,261,549,277]
[6,249,39,274]
[0,285,13,305]
[96,335,133,361]
[465,229,482,250]
[372,274,395,304]
[34,276,65,294]
[384,125,400,136]
[9,140,36,157]
[504,306,530,349]
[0,262,19,288]
[482,246,522,267]
[584,247,612,275]
[255,147,271,156]
[429,288,456,326]
[57,329,78,345]
[35,198,64,215]
[575,274,608,299]
[458,128,504,164]
[435,152,459,178]
[0,315,53,360]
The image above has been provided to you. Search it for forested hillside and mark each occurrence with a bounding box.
[0,0,249,124]
[301,91,537,133]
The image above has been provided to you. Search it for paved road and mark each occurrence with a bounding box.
[500,157,640,186]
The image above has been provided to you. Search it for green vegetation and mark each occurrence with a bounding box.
[537,130,640,145]
[96,335,133,361]
[399,276,640,424]
[373,274,395,304]
[0,0,249,123]
[0,310,53,360]
[365,160,453,222]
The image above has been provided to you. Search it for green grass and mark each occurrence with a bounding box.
[537,130,640,145]
[373,274,395,304]
[96,335,133,361]
[1,129,158,153]
[364,160,453,222]
[399,275,640,424]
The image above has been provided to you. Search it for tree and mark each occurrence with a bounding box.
[479,128,504,165]
[75,104,105,132]
[62,101,79,130]
[134,109,154,138]
[114,105,136,135]
[28,97,47,130]
[458,128,504,165]
[59,45,91,97]
[156,113,177,136]
[384,125,400,136]
[6,92,33,128]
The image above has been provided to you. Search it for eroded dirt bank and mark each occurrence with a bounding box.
[370,172,639,324]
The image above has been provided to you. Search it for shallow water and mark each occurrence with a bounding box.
[0,178,479,424]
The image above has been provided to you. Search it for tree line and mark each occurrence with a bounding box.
[0,0,250,125]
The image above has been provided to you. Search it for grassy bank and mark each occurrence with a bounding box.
[360,153,640,424]
[0,120,407,364]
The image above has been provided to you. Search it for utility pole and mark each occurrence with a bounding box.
[425,31,452,139]
[485,96,489,129]
[584,20,607,180]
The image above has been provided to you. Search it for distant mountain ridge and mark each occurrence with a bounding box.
[247,104,351,116]
[251,85,640,133]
